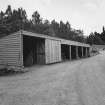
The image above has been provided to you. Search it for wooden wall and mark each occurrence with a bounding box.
[45,39,61,64]
[0,33,22,67]
[0,30,90,68]
[36,39,45,64]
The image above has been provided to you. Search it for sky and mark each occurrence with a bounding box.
[0,0,105,36]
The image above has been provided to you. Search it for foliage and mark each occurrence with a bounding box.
[0,5,86,43]
[86,27,105,45]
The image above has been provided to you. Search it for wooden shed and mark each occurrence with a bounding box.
[0,30,90,68]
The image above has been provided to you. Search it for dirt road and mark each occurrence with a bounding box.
[0,51,105,105]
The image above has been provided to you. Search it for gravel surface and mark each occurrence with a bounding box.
[0,51,105,105]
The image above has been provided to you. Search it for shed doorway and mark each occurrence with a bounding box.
[83,47,86,57]
[78,46,82,58]
[61,44,70,61]
[23,35,45,67]
[71,45,77,59]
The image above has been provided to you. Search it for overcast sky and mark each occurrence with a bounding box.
[0,0,105,35]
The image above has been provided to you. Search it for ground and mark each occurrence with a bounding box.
[0,51,105,105]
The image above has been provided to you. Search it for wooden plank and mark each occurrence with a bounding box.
[69,45,71,60]
[0,33,22,67]
[36,39,45,64]
[76,46,79,59]
[45,39,61,64]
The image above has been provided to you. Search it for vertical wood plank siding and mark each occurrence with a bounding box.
[0,33,22,67]
[45,39,61,64]
[36,39,45,64]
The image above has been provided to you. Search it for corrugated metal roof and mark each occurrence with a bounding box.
[21,30,90,47]
[1,30,90,47]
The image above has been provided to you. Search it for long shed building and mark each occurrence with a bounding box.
[0,30,90,68]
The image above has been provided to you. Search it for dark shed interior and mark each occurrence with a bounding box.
[61,44,70,61]
[78,46,82,58]
[83,47,86,57]
[23,35,45,67]
[71,45,77,59]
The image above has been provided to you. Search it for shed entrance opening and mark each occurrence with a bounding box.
[23,35,45,67]
[71,45,77,59]
[61,44,70,61]
[87,47,90,57]
[78,46,82,58]
[83,47,86,57]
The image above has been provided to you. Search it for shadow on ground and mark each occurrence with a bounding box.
[0,68,25,76]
